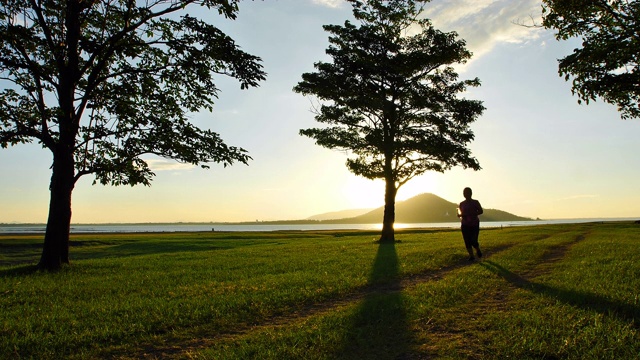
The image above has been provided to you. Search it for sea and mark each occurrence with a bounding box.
[0,218,636,234]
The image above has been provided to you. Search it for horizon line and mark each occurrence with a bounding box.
[2,216,639,226]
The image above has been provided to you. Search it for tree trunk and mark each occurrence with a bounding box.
[39,0,81,271]
[379,177,397,243]
[39,150,75,271]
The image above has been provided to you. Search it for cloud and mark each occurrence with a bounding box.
[312,0,344,8]
[422,0,545,61]
[311,0,546,58]
[145,158,197,172]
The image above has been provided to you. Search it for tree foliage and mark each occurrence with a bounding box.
[0,0,266,270]
[542,0,640,119]
[294,0,484,242]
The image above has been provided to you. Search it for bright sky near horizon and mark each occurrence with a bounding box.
[1,0,639,224]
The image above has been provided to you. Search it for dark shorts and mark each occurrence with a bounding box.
[461,225,480,248]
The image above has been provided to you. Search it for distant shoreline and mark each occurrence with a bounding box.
[1,218,638,235]
[2,217,639,227]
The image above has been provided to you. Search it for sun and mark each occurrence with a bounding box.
[341,176,385,209]
[341,173,440,209]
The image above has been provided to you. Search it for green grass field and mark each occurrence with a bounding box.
[1,222,638,359]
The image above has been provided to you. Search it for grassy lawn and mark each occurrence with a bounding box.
[1,223,638,359]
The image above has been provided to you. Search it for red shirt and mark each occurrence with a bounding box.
[459,199,483,227]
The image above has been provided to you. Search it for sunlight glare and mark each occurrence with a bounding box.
[396,173,439,201]
[341,176,385,209]
[342,174,448,209]
[341,172,444,209]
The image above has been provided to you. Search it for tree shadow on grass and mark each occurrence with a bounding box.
[480,260,639,327]
[0,264,41,277]
[332,242,413,359]
[0,239,256,276]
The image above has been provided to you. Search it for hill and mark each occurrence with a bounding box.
[306,208,373,221]
[317,193,530,224]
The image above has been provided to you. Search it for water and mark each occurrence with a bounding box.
[0,218,635,234]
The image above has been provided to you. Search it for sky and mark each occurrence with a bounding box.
[1,0,639,224]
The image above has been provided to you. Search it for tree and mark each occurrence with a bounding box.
[294,0,484,242]
[0,0,266,270]
[542,0,640,119]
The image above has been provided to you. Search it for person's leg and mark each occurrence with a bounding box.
[474,245,482,258]
[466,246,475,260]
[471,226,482,258]
[461,226,475,260]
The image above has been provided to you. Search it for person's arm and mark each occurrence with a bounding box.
[476,201,483,215]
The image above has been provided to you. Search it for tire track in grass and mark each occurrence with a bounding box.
[475,231,589,320]
[414,231,590,359]
[122,240,537,359]
[117,232,571,359]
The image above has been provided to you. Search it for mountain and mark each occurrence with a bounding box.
[316,193,530,223]
[306,208,373,221]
